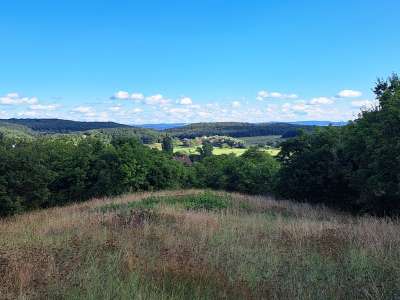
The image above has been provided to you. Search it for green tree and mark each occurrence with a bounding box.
[276,74,400,215]
[161,135,174,154]
[198,141,213,159]
[342,74,400,214]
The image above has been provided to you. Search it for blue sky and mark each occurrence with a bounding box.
[1,0,399,124]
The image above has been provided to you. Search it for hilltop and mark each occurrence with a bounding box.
[1,190,399,299]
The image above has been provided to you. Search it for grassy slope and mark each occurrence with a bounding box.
[1,190,400,299]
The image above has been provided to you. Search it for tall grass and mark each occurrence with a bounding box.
[1,190,400,299]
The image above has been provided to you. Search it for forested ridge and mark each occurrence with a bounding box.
[0,118,132,133]
[0,118,317,138]
[0,74,399,217]
[165,122,316,138]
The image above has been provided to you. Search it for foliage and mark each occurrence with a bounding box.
[86,127,159,144]
[276,127,355,209]
[161,135,174,154]
[0,136,194,216]
[198,141,214,159]
[276,74,400,215]
[200,135,246,148]
[195,147,280,194]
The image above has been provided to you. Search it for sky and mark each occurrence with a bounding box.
[1,0,399,124]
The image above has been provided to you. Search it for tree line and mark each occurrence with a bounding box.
[0,74,399,217]
[276,74,400,215]
[0,134,279,217]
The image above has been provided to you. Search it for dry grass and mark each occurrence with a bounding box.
[1,189,400,299]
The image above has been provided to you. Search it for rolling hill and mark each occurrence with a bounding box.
[0,119,331,141]
[164,122,317,138]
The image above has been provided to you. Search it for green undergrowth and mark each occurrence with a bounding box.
[97,192,232,214]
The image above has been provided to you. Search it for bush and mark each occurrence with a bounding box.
[194,147,280,195]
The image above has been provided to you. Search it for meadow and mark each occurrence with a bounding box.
[1,190,399,299]
[149,143,280,156]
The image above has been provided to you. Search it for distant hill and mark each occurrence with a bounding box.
[0,119,336,140]
[165,122,317,138]
[0,118,162,143]
[138,123,187,130]
[0,118,134,133]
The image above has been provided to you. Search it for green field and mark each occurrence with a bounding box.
[149,143,279,156]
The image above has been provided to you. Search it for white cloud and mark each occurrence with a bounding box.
[0,93,39,105]
[113,90,130,100]
[337,89,362,98]
[256,90,298,100]
[231,101,241,108]
[351,99,377,108]
[130,93,144,101]
[112,90,144,101]
[256,90,269,100]
[145,94,170,106]
[309,97,334,105]
[30,104,60,111]
[179,97,193,105]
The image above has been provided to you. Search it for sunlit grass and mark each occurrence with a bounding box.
[148,143,280,156]
[1,190,400,299]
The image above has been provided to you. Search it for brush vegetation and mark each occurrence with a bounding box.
[1,190,400,299]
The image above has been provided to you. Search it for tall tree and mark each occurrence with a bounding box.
[199,141,213,159]
[161,135,174,154]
